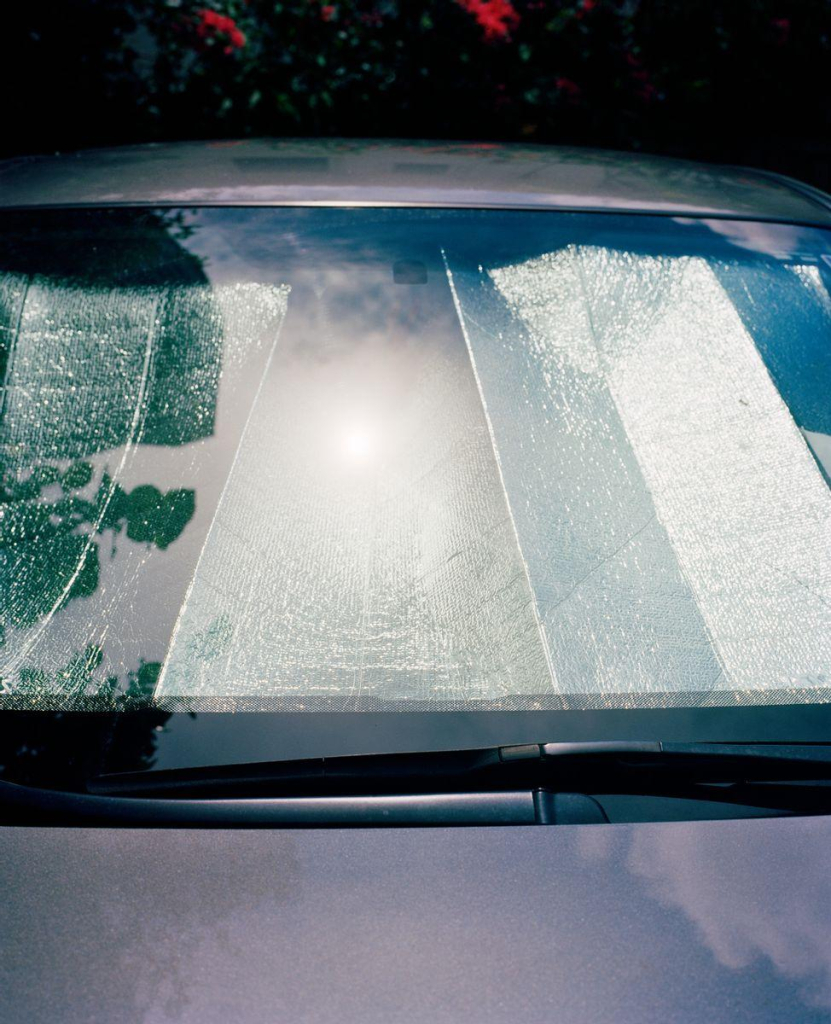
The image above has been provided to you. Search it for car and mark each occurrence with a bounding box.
[2,139,831,1024]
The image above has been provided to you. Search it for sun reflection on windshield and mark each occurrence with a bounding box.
[341,423,379,464]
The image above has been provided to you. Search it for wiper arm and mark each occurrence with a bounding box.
[88,739,831,799]
[7,741,831,828]
[578,741,831,761]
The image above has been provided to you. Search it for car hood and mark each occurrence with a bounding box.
[2,815,831,1023]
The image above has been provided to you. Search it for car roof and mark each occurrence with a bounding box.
[1,138,829,226]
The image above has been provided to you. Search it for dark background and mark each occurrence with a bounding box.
[3,1,830,187]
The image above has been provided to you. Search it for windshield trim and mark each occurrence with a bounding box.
[1,201,830,233]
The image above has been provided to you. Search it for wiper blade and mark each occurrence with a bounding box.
[88,740,831,798]
[9,741,831,827]
[513,741,831,780]
[536,740,831,768]
[505,741,831,765]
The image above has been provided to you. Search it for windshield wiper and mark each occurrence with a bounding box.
[5,740,831,827]
[520,740,831,771]
[0,777,570,828]
[88,739,831,797]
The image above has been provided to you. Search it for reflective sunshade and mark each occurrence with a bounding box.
[1,209,830,711]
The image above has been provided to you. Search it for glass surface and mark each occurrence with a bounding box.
[1,208,830,727]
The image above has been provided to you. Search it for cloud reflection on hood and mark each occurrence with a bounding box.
[578,818,831,1009]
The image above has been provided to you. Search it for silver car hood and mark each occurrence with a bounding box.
[2,815,831,1023]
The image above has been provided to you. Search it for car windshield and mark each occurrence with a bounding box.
[1,206,831,768]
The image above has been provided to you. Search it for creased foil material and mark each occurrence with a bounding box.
[1,278,223,464]
[452,247,831,699]
[156,273,550,704]
[589,252,831,695]
[0,281,289,701]
[4,241,831,711]
[447,257,720,697]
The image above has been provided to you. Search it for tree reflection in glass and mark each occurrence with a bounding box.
[0,209,289,714]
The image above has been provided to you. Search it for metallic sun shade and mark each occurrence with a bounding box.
[5,227,831,711]
[155,272,551,708]
[449,247,831,703]
[0,281,289,697]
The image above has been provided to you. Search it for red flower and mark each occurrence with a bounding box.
[555,76,581,99]
[194,8,246,50]
[581,0,598,9]
[455,0,520,42]
[359,8,383,26]
[771,16,790,45]
[623,52,658,101]
[321,4,336,20]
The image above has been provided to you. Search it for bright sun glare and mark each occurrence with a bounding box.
[342,426,376,462]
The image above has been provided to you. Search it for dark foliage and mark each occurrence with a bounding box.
[1,1,829,186]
